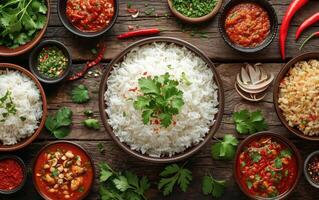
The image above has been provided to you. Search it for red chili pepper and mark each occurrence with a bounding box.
[68,43,106,81]
[280,0,309,60]
[296,12,319,40]
[117,28,160,39]
[127,8,138,13]
[299,31,319,50]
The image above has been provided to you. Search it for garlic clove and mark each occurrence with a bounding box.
[247,64,260,85]
[241,67,251,84]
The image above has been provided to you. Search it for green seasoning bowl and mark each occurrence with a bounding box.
[29,40,72,84]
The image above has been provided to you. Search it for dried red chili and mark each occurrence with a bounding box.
[117,28,160,39]
[296,12,319,40]
[0,159,24,191]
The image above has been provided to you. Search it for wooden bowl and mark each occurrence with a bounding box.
[0,63,47,151]
[167,0,223,24]
[99,37,224,163]
[273,52,319,141]
[0,0,50,57]
[234,131,302,200]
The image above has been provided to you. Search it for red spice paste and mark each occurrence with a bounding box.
[0,158,24,190]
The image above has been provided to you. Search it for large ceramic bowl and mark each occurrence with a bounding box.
[99,37,224,163]
[0,0,50,57]
[0,63,47,151]
[273,52,319,141]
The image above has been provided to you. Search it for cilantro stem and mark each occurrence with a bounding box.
[17,0,33,22]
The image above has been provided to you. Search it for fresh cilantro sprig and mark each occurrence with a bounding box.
[71,84,90,103]
[158,163,192,196]
[211,134,238,160]
[202,175,226,198]
[83,118,100,130]
[233,109,268,134]
[99,162,150,200]
[45,107,72,139]
[133,73,184,128]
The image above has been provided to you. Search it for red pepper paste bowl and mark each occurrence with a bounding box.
[234,132,302,200]
[57,0,119,38]
[0,155,27,194]
[304,150,319,189]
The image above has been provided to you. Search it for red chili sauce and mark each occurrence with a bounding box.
[66,0,115,32]
[34,143,94,200]
[0,158,24,191]
[225,3,270,47]
[237,137,298,198]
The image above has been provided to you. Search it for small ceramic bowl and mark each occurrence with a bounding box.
[167,0,223,23]
[0,155,27,194]
[304,150,319,188]
[218,0,278,53]
[57,0,119,38]
[29,40,72,84]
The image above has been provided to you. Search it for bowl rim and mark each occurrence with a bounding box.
[0,0,50,57]
[218,0,278,53]
[167,0,223,23]
[0,63,47,151]
[273,52,319,141]
[304,150,319,189]
[29,40,72,84]
[0,155,27,194]
[32,141,95,200]
[57,0,119,38]
[98,36,225,163]
[233,131,302,200]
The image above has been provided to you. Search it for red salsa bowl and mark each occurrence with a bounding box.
[234,132,301,200]
[33,142,95,200]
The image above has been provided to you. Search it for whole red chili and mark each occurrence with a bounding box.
[296,12,319,40]
[280,0,309,60]
[117,28,160,39]
[299,31,319,50]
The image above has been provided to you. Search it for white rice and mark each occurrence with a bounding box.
[104,42,219,157]
[0,70,43,145]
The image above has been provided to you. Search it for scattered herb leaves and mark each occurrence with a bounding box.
[84,109,94,117]
[0,90,17,122]
[211,134,238,160]
[202,175,226,198]
[233,109,268,135]
[83,118,100,130]
[71,84,90,103]
[97,143,105,154]
[45,107,72,139]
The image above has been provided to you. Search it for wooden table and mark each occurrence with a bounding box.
[1,0,319,199]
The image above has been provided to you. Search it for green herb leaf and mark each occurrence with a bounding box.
[233,110,268,135]
[71,84,90,103]
[45,107,72,139]
[84,110,94,117]
[246,180,253,189]
[53,127,70,139]
[202,175,226,198]
[274,157,283,169]
[250,151,262,163]
[83,118,100,130]
[211,134,238,160]
[97,143,105,154]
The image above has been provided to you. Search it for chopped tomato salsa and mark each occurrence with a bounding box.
[66,0,115,32]
[225,3,270,47]
[237,137,298,198]
[0,158,24,191]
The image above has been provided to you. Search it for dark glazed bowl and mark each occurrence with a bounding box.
[0,0,50,57]
[304,150,319,189]
[0,155,27,194]
[0,63,47,152]
[234,132,302,200]
[29,40,72,84]
[57,0,119,38]
[99,37,224,163]
[273,52,319,141]
[33,141,95,200]
[218,0,278,53]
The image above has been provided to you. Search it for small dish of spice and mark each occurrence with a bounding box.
[29,40,72,84]
[0,155,27,194]
[167,0,223,23]
[304,150,319,188]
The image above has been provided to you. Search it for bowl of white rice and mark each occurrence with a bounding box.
[0,63,47,151]
[99,37,224,163]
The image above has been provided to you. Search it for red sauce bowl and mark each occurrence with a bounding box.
[33,142,95,200]
[0,155,27,194]
[233,132,302,200]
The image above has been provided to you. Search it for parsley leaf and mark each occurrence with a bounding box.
[202,175,226,198]
[211,134,238,160]
[158,163,192,196]
[83,118,100,130]
[233,109,268,134]
[97,143,105,154]
[274,157,283,169]
[250,151,262,163]
[71,84,90,103]
[113,176,130,192]
[45,107,72,139]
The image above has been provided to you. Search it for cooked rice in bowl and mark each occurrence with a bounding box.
[104,42,219,157]
[278,59,319,136]
[0,70,43,145]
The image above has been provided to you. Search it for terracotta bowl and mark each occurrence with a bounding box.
[273,52,319,141]
[0,0,50,57]
[99,37,224,163]
[0,63,47,151]
[167,0,223,24]
[234,131,302,200]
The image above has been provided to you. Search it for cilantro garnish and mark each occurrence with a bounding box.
[0,90,17,122]
[202,175,226,198]
[97,143,105,154]
[71,84,90,103]
[133,73,184,128]
[83,118,100,130]
[211,134,239,160]
[274,157,283,169]
[158,163,192,196]
[250,151,262,163]
[233,109,268,134]
[45,107,72,139]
